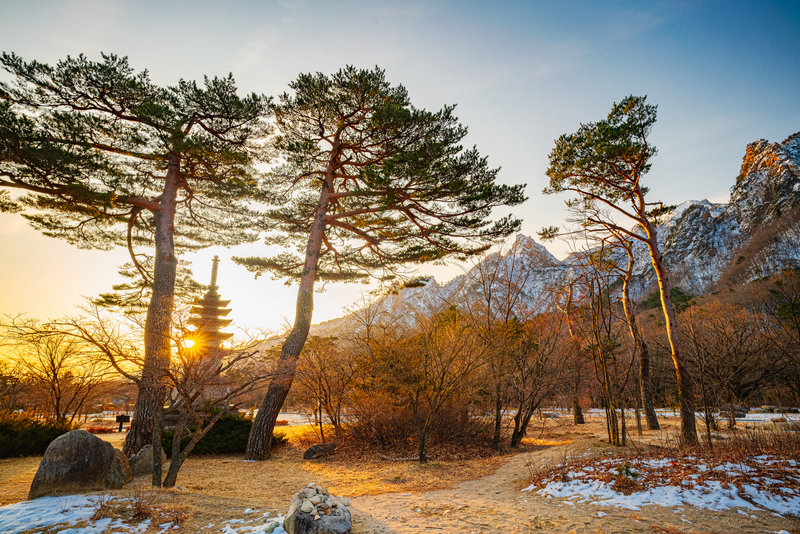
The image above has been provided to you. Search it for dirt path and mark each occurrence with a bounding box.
[349,437,800,533]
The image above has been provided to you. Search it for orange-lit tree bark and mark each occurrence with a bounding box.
[237,66,526,460]
[0,53,270,457]
[544,96,697,445]
[616,239,660,430]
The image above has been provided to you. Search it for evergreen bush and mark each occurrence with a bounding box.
[0,414,72,458]
[160,412,287,456]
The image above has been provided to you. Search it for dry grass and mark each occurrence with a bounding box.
[91,486,187,531]
[277,423,509,496]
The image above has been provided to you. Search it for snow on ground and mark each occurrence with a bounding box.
[0,495,286,534]
[524,455,800,517]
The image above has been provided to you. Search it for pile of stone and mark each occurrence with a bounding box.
[284,483,351,534]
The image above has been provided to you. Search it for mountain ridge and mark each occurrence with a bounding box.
[286,130,800,340]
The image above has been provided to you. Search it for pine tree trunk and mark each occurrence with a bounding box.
[572,398,584,424]
[124,158,180,457]
[620,247,660,431]
[245,177,331,461]
[644,229,698,446]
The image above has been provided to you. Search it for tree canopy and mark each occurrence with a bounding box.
[235,66,526,282]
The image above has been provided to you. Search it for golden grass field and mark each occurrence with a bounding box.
[2,415,799,533]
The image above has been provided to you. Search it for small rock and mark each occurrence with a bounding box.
[300,500,315,513]
[303,443,337,460]
[129,444,167,477]
[309,495,321,505]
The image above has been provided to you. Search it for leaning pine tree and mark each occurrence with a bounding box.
[543,95,697,445]
[0,53,271,457]
[236,66,526,460]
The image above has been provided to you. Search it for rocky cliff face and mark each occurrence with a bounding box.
[309,131,800,334]
[633,131,800,293]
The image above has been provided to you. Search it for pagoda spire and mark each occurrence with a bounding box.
[209,255,220,295]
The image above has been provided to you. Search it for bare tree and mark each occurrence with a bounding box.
[462,238,534,448]
[368,306,485,463]
[0,359,27,414]
[294,336,357,439]
[508,311,568,447]
[158,334,271,488]
[2,317,112,425]
[681,301,774,444]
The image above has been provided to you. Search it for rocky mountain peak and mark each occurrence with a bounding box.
[730,131,800,236]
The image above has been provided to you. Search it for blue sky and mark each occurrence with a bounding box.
[1,0,798,331]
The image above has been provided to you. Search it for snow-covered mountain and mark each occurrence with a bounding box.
[633,131,800,293]
[305,131,800,336]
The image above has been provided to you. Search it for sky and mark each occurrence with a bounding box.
[0,0,798,333]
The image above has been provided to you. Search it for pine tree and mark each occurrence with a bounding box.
[544,95,698,446]
[236,66,526,460]
[0,52,271,456]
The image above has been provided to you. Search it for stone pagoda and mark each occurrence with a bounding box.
[183,255,234,405]
[188,255,233,357]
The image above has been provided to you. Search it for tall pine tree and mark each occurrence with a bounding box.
[236,66,526,460]
[0,52,271,456]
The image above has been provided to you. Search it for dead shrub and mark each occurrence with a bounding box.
[345,395,493,455]
[90,487,186,529]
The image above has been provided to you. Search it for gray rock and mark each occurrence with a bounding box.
[129,444,167,477]
[28,429,132,499]
[300,500,315,513]
[720,404,748,414]
[303,443,337,460]
[285,484,351,534]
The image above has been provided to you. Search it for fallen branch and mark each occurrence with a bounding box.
[378,453,422,462]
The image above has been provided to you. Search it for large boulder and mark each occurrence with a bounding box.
[129,444,167,477]
[303,443,336,460]
[28,429,132,499]
[284,483,351,534]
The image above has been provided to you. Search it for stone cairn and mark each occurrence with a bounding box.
[284,483,351,534]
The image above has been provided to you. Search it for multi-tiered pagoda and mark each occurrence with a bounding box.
[184,255,234,404]
[188,256,233,357]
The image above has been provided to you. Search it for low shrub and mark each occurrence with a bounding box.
[86,427,117,434]
[160,412,288,456]
[0,414,72,458]
[345,394,493,452]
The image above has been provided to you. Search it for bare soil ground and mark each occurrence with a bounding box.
[2,416,798,533]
